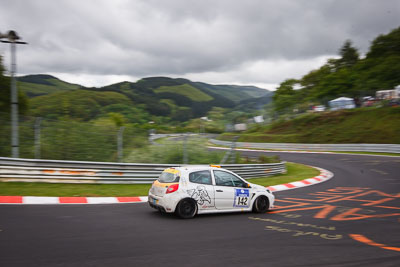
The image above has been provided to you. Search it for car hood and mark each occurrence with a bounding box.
[250,183,270,192]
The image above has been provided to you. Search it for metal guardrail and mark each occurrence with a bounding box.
[0,157,286,184]
[210,139,400,153]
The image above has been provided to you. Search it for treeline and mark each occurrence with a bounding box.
[273,27,400,114]
[0,56,29,115]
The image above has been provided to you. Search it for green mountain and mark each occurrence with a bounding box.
[186,82,270,102]
[23,75,272,122]
[17,74,81,97]
[29,90,132,121]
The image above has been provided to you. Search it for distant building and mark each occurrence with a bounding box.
[329,97,355,110]
[376,85,400,100]
[253,115,264,123]
[234,123,247,131]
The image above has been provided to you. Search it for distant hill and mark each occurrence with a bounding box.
[94,76,272,120]
[18,75,271,101]
[17,74,81,97]
[29,90,132,121]
[96,76,271,103]
[22,75,272,122]
[185,82,270,102]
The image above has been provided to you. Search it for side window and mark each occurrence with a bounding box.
[189,170,212,185]
[214,170,246,187]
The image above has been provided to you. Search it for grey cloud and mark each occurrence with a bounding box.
[0,0,399,81]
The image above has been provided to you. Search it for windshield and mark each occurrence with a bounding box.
[158,169,180,183]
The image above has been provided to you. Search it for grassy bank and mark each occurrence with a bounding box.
[246,162,320,186]
[0,163,317,197]
[220,107,400,144]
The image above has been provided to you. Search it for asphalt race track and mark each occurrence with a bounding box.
[1,152,399,266]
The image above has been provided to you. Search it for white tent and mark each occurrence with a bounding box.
[329,97,355,110]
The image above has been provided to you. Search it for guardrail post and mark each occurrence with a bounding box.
[34,117,42,159]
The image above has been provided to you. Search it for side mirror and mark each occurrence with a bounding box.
[245,183,251,188]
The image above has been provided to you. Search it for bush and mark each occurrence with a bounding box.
[125,137,224,164]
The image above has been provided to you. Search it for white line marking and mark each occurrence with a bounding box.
[23,196,59,204]
[86,197,118,204]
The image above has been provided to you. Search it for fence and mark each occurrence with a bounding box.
[0,112,149,162]
[210,139,400,153]
[0,157,286,184]
[0,113,213,164]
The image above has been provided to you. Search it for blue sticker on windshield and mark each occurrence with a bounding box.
[234,189,249,207]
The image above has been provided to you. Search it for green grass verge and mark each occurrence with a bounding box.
[0,162,319,197]
[246,162,320,187]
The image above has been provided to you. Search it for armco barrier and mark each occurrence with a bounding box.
[0,157,286,184]
[210,139,400,153]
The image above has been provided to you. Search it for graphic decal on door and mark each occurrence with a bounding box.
[234,188,250,207]
[187,185,211,205]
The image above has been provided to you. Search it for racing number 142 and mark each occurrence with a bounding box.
[237,197,248,206]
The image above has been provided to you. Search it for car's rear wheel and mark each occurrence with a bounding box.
[253,195,269,213]
[175,198,198,219]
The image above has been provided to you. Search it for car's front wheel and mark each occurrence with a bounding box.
[175,198,198,219]
[253,195,269,213]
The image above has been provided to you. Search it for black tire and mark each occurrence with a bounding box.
[175,198,198,219]
[253,196,270,213]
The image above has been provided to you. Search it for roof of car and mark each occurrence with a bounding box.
[166,165,223,172]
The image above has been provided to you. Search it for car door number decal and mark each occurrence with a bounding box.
[237,197,248,206]
[234,189,249,207]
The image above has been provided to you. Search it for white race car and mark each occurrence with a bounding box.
[148,165,275,218]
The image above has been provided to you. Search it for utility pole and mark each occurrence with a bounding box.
[1,30,27,158]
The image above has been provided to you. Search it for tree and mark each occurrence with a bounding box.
[0,55,28,114]
[367,27,400,58]
[336,40,359,69]
[273,79,299,113]
[300,63,333,101]
[108,112,125,127]
[359,27,400,90]
[272,27,400,115]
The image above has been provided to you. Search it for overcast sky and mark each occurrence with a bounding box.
[0,0,399,90]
